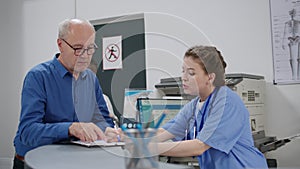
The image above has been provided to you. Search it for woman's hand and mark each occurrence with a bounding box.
[104,127,123,142]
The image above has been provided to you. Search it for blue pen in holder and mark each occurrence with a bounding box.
[122,125,158,169]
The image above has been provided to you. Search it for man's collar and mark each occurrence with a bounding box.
[53,53,70,78]
[53,53,88,79]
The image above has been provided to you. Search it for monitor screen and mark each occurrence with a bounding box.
[121,89,152,129]
[137,98,189,128]
[122,88,152,119]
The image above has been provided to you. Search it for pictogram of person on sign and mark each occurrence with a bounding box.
[109,46,117,59]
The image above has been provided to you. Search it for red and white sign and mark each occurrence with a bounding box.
[103,36,122,70]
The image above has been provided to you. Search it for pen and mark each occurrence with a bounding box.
[193,126,196,139]
[121,124,140,168]
[136,124,158,168]
[154,112,166,129]
[113,120,121,142]
[185,129,188,140]
[122,124,158,168]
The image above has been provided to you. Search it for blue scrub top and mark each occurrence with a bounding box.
[162,86,268,169]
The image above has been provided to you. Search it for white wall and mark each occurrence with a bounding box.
[1,0,299,168]
[0,0,75,168]
[0,0,23,168]
[22,0,76,74]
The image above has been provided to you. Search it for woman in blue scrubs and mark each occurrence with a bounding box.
[157,46,268,169]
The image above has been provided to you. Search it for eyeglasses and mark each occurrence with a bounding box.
[61,39,98,56]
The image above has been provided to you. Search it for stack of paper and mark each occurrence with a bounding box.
[71,140,125,147]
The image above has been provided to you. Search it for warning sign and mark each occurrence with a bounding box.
[105,44,120,62]
[103,36,122,70]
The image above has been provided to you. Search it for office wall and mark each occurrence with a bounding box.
[0,0,23,168]
[22,0,75,74]
[0,0,75,168]
[1,0,299,168]
[92,17,147,117]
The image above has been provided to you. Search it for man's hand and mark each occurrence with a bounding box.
[105,127,123,142]
[69,122,106,142]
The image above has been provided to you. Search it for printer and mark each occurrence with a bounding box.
[225,73,290,153]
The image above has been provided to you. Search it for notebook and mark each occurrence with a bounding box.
[70,140,125,147]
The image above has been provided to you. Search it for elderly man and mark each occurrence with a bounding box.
[13,18,120,169]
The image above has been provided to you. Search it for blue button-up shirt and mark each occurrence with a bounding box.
[14,54,114,156]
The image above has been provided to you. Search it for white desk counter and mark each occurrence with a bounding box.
[25,144,193,169]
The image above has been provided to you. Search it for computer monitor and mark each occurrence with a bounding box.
[137,98,189,128]
[121,88,152,129]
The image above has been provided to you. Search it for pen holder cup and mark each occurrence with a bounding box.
[123,128,158,169]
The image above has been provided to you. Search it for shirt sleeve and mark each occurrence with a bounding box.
[198,87,247,154]
[162,99,197,141]
[19,71,72,147]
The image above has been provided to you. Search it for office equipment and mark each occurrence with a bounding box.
[225,73,300,168]
[136,98,189,128]
[120,89,152,129]
[225,73,291,153]
[225,73,266,133]
[122,89,152,119]
[154,77,195,100]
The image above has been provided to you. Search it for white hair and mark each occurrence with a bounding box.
[58,18,94,39]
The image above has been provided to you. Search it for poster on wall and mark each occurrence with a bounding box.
[270,0,300,84]
[102,36,122,70]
